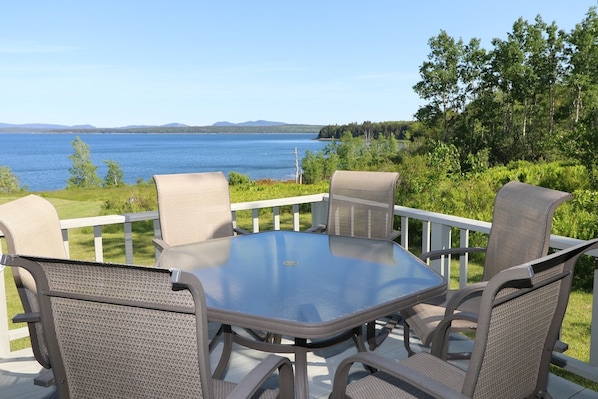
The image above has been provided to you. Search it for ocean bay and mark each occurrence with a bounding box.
[0,132,327,192]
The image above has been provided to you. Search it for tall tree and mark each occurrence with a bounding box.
[413,30,465,142]
[67,136,101,188]
[566,6,598,123]
[563,6,598,188]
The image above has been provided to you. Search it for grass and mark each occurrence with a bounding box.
[2,184,598,390]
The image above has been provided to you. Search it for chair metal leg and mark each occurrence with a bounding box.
[366,313,402,351]
[208,324,224,352]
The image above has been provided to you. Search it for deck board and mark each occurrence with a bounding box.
[2,321,597,399]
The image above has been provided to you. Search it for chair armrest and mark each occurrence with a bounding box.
[420,246,486,262]
[385,230,401,241]
[226,354,294,399]
[330,352,467,399]
[34,367,56,387]
[12,312,41,324]
[152,238,170,252]
[430,311,479,359]
[233,227,251,235]
[444,282,488,316]
[305,224,326,233]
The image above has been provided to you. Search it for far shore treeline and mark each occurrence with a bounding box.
[0,124,323,135]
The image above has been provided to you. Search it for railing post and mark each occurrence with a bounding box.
[0,268,9,358]
[231,211,237,229]
[292,204,300,231]
[429,222,451,277]
[459,229,470,289]
[400,216,409,248]
[422,220,431,256]
[124,221,134,264]
[273,206,280,230]
[252,209,259,232]
[93,225,103,262]
[61,229,70,258]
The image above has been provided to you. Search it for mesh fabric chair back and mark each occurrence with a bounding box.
[330,238,598,399]
[401,181,572,355]
[461,239,594,398]
[154,172,235,247]
[482,181,572,280]
[3,255,292,399]
[327,170,400,239]
[0,194,67,370]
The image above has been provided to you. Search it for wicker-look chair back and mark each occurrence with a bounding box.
[402,181,572,355]
[2,254,293,399]
[483,181,572,280]
[153,171,235,249]
[0,194,66,375]
[331,238,598,399]
[326,170,400,240]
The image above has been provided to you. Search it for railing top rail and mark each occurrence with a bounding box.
[230,193,326,211]
[393,205,492,233]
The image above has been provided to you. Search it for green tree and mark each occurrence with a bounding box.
[228,171,251,186]
[563,6,598,188]
[0,166,23,193]
[301,150,326,184]
[67,136,101,188]
[565,6,598,124]
[103,160,125,187]
[413,30,465,142]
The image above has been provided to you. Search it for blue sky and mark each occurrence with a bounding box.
[1,1,597,127]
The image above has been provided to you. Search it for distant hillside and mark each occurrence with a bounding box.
[0,121,305,132]
[213,120,287,127]
[0,123,323,134]
[0,123,96,130]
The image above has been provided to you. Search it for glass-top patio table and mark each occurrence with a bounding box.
[157,230,446,398]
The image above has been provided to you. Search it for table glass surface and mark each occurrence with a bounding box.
[159,230,444,326]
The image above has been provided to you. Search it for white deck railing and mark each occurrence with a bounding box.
[1,193,597,383]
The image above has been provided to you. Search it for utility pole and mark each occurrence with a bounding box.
[293,147,299,183]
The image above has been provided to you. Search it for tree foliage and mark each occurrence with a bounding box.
[317,121,411,140]
[402,6,598,188]
[103,160,125,188]
[67,136,102,189]
[0,166,23,193]
[301,133,399,183]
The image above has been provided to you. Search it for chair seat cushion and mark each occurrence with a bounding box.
[213,379,279,399]
[403,302,478,345]
[345,353,465,398]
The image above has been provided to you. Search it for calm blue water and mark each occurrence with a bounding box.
[0,133,327,192]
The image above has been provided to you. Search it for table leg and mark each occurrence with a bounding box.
[294,338,309,399]
[352,326,368,353]
[213,324,234,379]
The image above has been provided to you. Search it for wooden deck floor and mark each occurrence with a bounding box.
[2,321,598,399]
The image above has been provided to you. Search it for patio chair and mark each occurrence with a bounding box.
[330,238,598,399]
[153,171,248,253]
[307,170,400,240]
[153,171,254,347]
[1,254,295,399]
[0,194,68,389]
[401,181,572,358]
[307,170,401,350]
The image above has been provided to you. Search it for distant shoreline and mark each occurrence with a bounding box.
[0,124,323,135]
